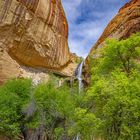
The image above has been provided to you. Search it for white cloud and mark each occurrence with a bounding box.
[62,0,82,23]
[62,0,129,58]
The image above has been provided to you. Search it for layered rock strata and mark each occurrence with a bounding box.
[0,0,77,83]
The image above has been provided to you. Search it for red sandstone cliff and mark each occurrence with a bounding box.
[85,0,140,85]
[0,0,77,83]
[89,0,140,55]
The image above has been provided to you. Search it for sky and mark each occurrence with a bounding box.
[62,0,130,58]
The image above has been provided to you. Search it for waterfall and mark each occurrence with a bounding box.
[73,61,84,140]
[76,134,80,140]
[73,134,80,140]
[76,61,84,93]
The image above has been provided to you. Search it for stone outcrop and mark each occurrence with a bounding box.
[85,0,140,85]
[0,0,78,83]
[89,0,140,55]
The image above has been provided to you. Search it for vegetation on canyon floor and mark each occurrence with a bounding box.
[0,33,140,140]
[86,32,140,140]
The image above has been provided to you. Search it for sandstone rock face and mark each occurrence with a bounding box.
[0,0,77,83]
[85,0,140,85]
[89,0,140,55]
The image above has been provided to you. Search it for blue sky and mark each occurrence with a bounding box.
[62,0,130,58]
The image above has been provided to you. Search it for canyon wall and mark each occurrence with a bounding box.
[89,0,140,55]
[0,0,77,83]
[85,0,140,85]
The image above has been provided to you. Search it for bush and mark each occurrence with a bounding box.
[86,33,140,140]
[0,79,32,138]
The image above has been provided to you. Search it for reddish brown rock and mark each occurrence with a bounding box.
[0,0,77,82]
[89,0,140,55]
[85,0,140,85]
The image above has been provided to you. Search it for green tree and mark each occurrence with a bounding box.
[86,70,140,140]
[0,78,80,140]
[0,78,32,138]
[91,32,140,76]
[69,107,101,140]
[0,33,139,140]
[85,33,140,140]
[34,82,76,140]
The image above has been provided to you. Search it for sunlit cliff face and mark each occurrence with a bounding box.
[0,0,78,83]
[0,0,70,68]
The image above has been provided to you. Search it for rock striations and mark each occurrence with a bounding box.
[89,0,140,54]
[0,0,77,83]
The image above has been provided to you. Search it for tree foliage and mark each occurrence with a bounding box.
[0,79,79,140]
[34,82,76,139]
[86,33,140,140]
[0,33,139,140]
[0,79,32,138]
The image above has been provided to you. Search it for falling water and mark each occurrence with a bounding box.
[73,61,84,140]
[73,134,80,140]
[76,134,80,140]
[76,61,84,93]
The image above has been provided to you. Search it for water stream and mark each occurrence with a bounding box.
[72,133,80,140]
[74,61,84,140]
[76,61,84,93]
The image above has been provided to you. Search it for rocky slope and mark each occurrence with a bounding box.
[85,0,140,85]
[89,0,140,55]
[0,0,77,83]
